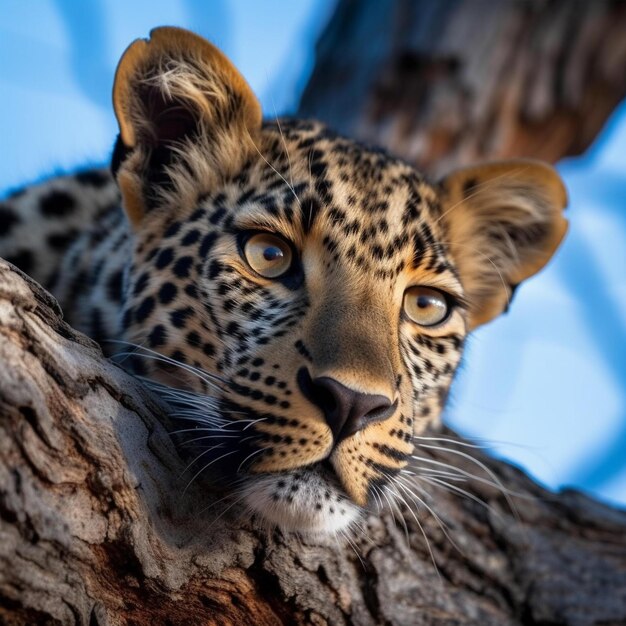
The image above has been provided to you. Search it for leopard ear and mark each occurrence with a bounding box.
[438,159,568,330]
[112,27,262,226]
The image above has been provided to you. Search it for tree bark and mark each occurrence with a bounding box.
[1,259,626,625]
[299,0,626,175]
[4,1,626,624]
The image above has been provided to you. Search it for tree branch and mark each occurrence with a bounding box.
[1,260,625,624]
[299,0,626,176]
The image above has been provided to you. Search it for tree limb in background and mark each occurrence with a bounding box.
[299,0,626,175]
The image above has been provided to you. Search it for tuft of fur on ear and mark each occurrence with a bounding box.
[438,159,568,329]
[112,27,262,225]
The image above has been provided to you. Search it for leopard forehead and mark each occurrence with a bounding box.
[134,119,459,288]
[126,119,464,376]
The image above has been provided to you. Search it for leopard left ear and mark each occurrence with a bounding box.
[438,159,568,330]
[112,27,262,226]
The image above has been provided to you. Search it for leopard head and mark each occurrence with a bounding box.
[111,27,567,534]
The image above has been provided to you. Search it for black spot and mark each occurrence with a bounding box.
[208,260,223,279]
[158,282,178,304]
[40,190,76,217]
[133,271,150,296]
[170,307,193,328]
[0,205,20,237]
[6,249,34,274]
[47,230,78,251]
[226,321,242,338]
[209,207,227,225]
[122,307,134,329]
[294,340,312,362]
[199,233,217,257]
[76,170,110,187]
[155,248,174,269]
[171,350,187,364]
[189,208,206,222]
[237,188,254,205]
[163,221,181,238]
[148,324,167,347]
[173,256,193,278]
[135,296,155,322]
[462,177,479,199]
[107,270,124,302]
[182,229,201,246]
[186,330,201,346]
[302,197,321,234]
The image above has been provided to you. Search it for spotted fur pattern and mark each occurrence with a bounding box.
[0,28,567,535]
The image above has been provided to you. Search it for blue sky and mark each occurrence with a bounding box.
[1,1,624,507]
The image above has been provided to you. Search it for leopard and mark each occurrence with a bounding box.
[0,27,567,535]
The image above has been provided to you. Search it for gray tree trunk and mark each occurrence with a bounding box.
[3,0,626,624]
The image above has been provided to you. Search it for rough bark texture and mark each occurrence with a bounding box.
[1,259,626,625]
[4,1,626,624]
[299,0,626,176]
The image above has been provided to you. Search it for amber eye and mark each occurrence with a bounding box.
[403,286,450,327]
[243,233,293,278]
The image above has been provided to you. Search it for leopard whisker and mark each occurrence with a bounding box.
[382,484,411,548]
[272,106,295,193]
[349,517,377,550]
[180,443,224,478]
[369,484,385,512]
[408,454,526,498]
[200,489,250,529]
[250,137,303,212]
[413,435,492,449]
[170,427,228,435]
[110,339,228,386]
[236,447,266,473]
[179,434,242,445]
[115,350,227,392]
[416,475,504,520]
[387,479,441,580]
[183,449,240,495]
[339,527,366,571]
[434,167,533,227]
[393,474,464,556]
[242,417,268,430]
[407,466,467,482]
[414,444,522,518]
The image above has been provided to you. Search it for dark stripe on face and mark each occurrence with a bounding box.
[301,196,322,235]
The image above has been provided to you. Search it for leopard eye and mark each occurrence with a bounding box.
[243,233,293,278]
[403,286,450,327]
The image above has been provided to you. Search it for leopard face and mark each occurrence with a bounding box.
[109,28,567,534]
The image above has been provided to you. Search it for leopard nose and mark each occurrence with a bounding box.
[297,368,396,443]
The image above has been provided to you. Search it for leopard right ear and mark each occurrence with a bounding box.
[438,159,568,329]
[112,27,262,226]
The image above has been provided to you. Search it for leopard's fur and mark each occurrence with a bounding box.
[0,28,567,534]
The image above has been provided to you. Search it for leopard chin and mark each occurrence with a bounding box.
[240,464,362,535]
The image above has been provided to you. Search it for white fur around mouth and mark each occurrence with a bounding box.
[241,464,361,535]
